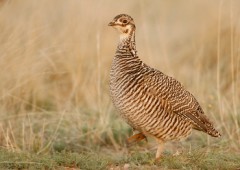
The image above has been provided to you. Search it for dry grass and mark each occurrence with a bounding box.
[0,0,239,169]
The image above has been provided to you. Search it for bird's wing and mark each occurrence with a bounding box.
[142,68,219,136]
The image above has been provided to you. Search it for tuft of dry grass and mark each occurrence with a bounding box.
[0,0,239,169]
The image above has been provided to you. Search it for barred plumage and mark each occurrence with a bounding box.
[108,14,221,159]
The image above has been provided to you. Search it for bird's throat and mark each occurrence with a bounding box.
[118,30,136,52]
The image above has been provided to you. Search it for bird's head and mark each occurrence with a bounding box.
[108,14,135,40]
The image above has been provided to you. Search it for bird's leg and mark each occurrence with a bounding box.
[156,140,164,160]
[126,132,147,146]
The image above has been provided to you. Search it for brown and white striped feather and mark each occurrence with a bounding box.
[110,50,220,142]
[109,14,220,143]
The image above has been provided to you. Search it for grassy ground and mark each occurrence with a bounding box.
[0,147,239,169]
[0,0,239,169]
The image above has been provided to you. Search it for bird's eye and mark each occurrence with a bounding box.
[122,19,128,24]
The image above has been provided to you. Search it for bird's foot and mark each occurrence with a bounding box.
[126,132,147,146]
[154,155,163,162]
[173,150,182,156]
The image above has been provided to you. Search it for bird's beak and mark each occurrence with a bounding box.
[108,21,115,26]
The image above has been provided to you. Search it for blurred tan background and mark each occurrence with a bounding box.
[0,0,239,152]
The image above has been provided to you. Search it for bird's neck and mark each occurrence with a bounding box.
[114,29,142,72]
[117,29,137,55]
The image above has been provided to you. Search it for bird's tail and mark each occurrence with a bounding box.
[207,126,221,137]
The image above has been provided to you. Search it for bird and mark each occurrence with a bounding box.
[108,14,221,159]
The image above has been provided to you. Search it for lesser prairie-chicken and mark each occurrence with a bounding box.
[108,14,220,159]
